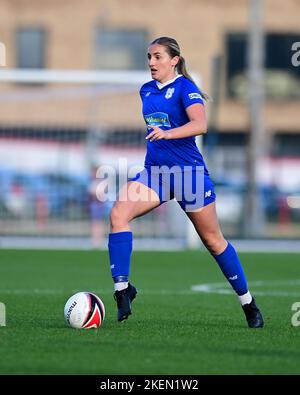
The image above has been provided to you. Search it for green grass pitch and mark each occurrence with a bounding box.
[0,248,300,375]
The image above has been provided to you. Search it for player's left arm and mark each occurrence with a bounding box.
[146,103,207,142]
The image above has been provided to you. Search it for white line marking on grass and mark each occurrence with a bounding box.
[0,289,112,295]
[0,289,195,296]
[191,280,300,297]
[1,279,300,298]
[0,289,65,295]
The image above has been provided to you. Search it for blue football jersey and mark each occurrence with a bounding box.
[140,75,208,172]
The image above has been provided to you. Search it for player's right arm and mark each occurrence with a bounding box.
[145,103,207,142]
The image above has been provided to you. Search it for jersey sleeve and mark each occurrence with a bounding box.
[139,85,144,99]
[139,81,152,99]
[181,79,204,109]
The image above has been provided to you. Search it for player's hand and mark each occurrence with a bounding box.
[146,125,171,142]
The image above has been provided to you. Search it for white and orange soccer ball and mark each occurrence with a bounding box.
[64,292,105,329]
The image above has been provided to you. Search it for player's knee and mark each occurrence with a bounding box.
[109,205,130,229]
[202,234,226,255]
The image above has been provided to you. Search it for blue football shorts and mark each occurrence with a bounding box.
[129,166,216,212]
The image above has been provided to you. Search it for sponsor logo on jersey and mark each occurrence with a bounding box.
[144,112,171,128]
[188,92,202,100]
[165,88,175,99]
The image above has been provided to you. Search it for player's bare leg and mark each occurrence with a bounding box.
[109,181,161,321]
[110,181,161,233]
[186,201,227,255]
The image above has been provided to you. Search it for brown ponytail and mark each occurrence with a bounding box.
[177,56,210,101]
[150,37,210,101]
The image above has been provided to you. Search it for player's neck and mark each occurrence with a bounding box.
[158,72,177,84]
[156,74,182,89]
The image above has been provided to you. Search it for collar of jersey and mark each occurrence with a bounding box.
[156,74,183,90]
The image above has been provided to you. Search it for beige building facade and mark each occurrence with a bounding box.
[0,0,299,139]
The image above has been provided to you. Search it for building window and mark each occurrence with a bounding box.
[16,27,46,68]
[94,28,148,70]
[273,133,300,156]
[226,33,300,100]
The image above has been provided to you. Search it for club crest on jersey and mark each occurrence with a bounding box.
[165,88,174,99]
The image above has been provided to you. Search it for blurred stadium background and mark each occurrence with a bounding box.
[0,0,299,250]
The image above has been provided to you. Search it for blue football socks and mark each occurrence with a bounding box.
[212,242,248,296]
[108,231,133,286]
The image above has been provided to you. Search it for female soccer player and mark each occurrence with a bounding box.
[108,37,264,328]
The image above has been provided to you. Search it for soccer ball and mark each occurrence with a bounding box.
[64,292,105,329]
